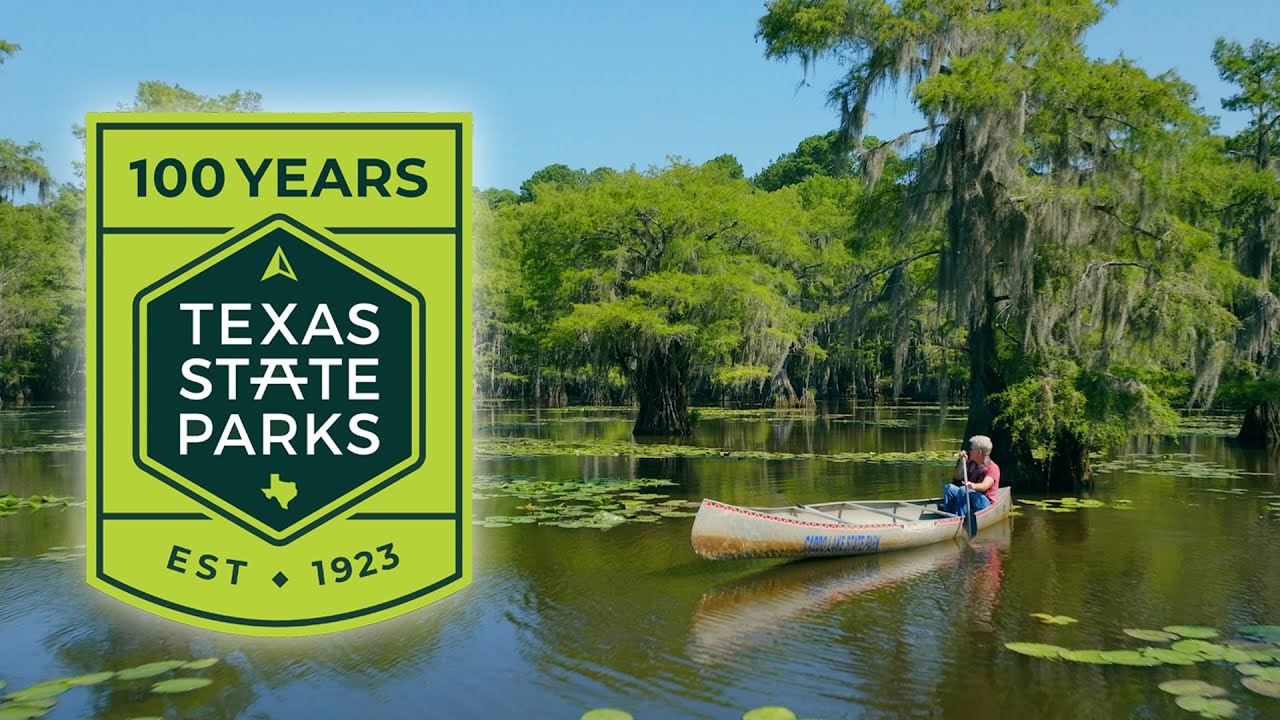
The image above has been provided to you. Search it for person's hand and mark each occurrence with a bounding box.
[957,450,969,462]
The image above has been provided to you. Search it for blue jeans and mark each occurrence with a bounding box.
[942,483,990,517]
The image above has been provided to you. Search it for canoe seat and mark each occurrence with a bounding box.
[891,504,926,522]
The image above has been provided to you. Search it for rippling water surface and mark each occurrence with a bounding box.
[1,403,1278,719]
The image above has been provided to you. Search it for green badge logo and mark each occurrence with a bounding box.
[87,115,471,636]
[136,216,422,544]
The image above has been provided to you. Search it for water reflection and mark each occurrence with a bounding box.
[689,521,1012,664]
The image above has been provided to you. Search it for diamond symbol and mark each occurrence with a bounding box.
[271,571,289,588]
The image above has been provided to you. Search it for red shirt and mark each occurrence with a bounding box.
[976,460,1000,503]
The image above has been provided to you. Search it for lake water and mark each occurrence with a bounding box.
[1,403,1278,719]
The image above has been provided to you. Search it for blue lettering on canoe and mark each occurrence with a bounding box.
[803,534,881,553]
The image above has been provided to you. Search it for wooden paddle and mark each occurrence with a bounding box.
[962,456,978,539]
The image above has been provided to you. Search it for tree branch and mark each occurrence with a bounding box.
[860,124,934,155]
[1081,260,1150,279]
[1090,204,1165,242]
[1066,104,1156,140]
[704,219,740,243]
[846,249,942,298]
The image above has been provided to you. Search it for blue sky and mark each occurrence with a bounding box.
[1,0,1277,192]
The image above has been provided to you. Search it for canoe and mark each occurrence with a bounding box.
[690,486,1011,560]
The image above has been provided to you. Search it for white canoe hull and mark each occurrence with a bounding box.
[691,487,1012,560]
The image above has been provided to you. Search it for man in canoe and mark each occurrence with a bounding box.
[941,435,1000,517]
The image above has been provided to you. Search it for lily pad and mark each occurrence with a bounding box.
[580,711,634,720]
[743,708,798,720]
[1219,648,1255,664]
[483,512,535,525]
[115,660,187,680]
[1159,680,1228,697]
[1242,677,1280,698]
[64,672,115,686]
[1,701,52,711]
[1004,642,1068,659]
[4,681,71,702]
[1099,650,1162,666]
[1125,629,1179,642]
[1172,640,1223,656]
[150,677,213,693]
[1141,648,1201,665]
[589,511,627,527]
[1169,640,1252,663]
[1237,666,1280,682]
[0,707,53,720]
[473,476,700,529]
[1061,650,1111,664]
[1031,613,1078,625]
[1164,626,1220,639]
[1174,696,1238,719]
[181,658,220,670]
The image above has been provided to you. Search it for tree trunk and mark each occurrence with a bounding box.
[632,348,692,436]
[964,308,1047,490]
[1238,400,1280,447]
[769,348,800,408]
[1047,429,1091,489]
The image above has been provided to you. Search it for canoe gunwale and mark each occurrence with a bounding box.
[697,487,1011,532]
[700,500,905,530]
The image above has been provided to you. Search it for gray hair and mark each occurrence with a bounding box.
[969,435,993,453]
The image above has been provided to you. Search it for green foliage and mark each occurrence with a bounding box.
[753,131,850,190]
[0,40,18,65]
[505,161,818,429]
[478,187,519,211]
[755,0,1258,477]
[517,163,595,202]
[713,365,772,389]
[122,81,263,113]
[0,192,83,400]
[1211,36,1280,437]
[995,361,1179,459]
[703,153,745,180]
[1212,37,1280,164]
[0,140,54,203]
[1217,374,1280,408]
